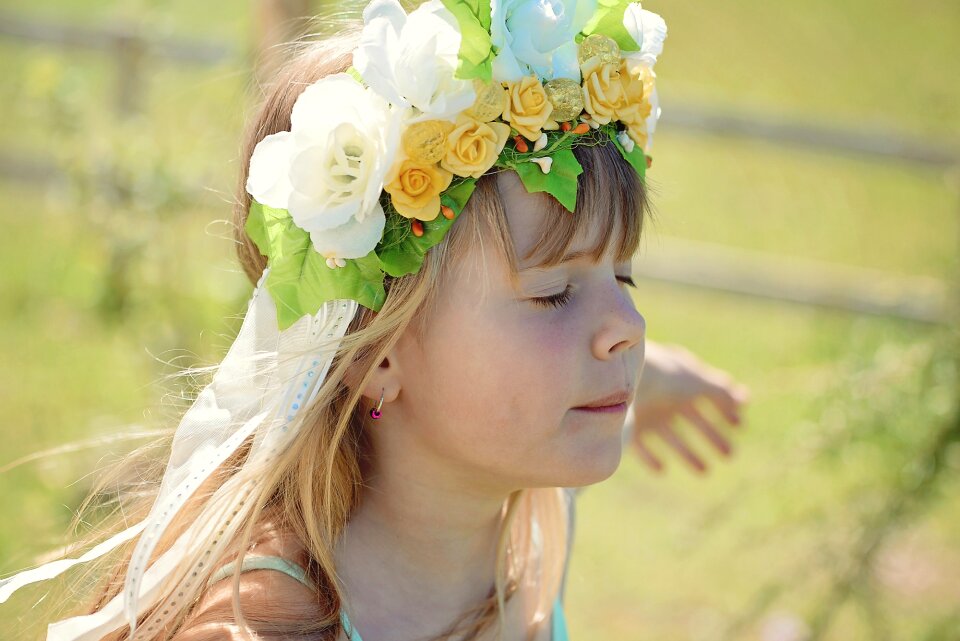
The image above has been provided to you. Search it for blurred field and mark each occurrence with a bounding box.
[1,1,958,640]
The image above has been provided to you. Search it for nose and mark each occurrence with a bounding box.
[591,279,646,360]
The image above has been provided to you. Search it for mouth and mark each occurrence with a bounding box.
[572,402,628,414]
[573,390,632,413]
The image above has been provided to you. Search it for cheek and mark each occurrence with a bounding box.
[412,308,622,488]
[432,313,573,445]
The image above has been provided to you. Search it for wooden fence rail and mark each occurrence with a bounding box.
[0,11,235,63]
[663,103,959,169]
[635,236,954,326]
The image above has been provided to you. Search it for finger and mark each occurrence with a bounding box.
[703,382,751,427]
[677,404,733,458]
[654,424,708,475]
[732,383,751,403]
[704,393,741,427]
[630,436,665,474]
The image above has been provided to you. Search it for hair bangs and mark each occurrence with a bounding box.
[449,140,649,294]
[523,140,647,270]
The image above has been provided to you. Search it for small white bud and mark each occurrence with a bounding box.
[530,157,553,174]
[617,130,636,153]
[533,132,548,152]
[325,257,340,269]
[335,257,347,268]
[582,114,600,129]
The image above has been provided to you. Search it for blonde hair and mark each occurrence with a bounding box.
[52,19,652,641]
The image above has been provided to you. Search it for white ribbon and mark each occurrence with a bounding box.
[0,267,360,641]
[0,522,145,604]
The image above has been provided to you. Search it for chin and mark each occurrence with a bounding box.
[554,435,624,488]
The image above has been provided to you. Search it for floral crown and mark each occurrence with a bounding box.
[245,0,667,329]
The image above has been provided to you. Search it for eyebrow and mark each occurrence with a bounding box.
[519,248,598,272]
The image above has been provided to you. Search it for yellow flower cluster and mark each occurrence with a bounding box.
[385,81,512,220]
[579,35,656,149]
[385,35,657,220]
[493,36,657,150]
[500,34,658,149]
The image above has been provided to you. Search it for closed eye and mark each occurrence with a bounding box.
[530,276,637,309]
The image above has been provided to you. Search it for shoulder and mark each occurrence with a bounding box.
[170,623,260,641]
[171,524,325,640]
[172,575,322,641]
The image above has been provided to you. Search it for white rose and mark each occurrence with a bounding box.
[490,0,597,83]
[622,3,668,69]
[354,0,476,123]
[245,73,400,260]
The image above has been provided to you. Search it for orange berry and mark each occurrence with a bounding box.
[560,121,572,132]
[646,155,653,169]
[513,135,529,153]
[411,219,424,237]
[440,205,455,220]
[572,122,590,135]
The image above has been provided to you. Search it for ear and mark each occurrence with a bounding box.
[342,347,403,408]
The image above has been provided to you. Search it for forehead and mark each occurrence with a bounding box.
[495,171,625,269]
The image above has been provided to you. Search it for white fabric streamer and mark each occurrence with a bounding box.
[46,519,197,641]
[0,267,360,641]
[0,522,145,604]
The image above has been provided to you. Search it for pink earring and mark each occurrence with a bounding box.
[370,388,385,420]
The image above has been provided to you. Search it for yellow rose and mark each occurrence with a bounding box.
[440,114,511,179]
[384,159,454,221]
[581,56,626,125]
[617,61,653,122]
[503,76,558,141]
[617,61,655,148]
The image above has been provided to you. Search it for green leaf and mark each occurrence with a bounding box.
[245,200,295,259]
[514,148,583,213]
[441,177,478,213]
[245,199,272,256]
[245,200,387,328]
[607,128,647,181]
[582,0,640,52]
[273,247,386,327]
[377,178,477,277]
[441,0,495,81]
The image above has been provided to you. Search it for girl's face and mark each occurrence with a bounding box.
[389,171,646,492]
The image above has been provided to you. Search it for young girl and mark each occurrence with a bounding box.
[1,1,747,639]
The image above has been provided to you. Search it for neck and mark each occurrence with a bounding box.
[333,436,516,637]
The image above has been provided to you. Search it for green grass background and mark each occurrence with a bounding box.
[0,0,958,639]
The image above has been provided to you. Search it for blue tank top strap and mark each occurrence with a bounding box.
[206,558,568,639]
[339,594,568,641]
[340,609,363,641]
[551,594,570,641]
[206,555,313,590]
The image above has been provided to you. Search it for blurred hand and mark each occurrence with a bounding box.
[626,341,751,475]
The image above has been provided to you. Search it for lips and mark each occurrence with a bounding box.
[575,389,633,409]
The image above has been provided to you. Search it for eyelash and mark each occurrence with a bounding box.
[531,276,637,309]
